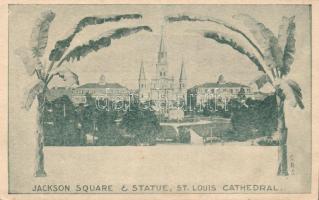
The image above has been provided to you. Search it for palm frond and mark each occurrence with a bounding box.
[165,14,264,59]
[30,10,55,58]
[23,81,45,110]
[59,26,152,64]
[278,17,290,52]
[203,31,265,73]
[165,14,278,82]
[278,16,296,76]
[252,74,272,89]
[280,79,304,109]
[233,14,283,73]
[55,67,79,86]
[286,80,304,109]
[49,14,143,61]
[15,47,43,76]
[75,14,142,33]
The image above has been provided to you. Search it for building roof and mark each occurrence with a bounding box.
[193,82,249,89]
[77,82,126,89]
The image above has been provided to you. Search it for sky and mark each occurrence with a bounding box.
[9,4,311,92]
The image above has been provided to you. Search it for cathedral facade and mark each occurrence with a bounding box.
[138,30,187,108]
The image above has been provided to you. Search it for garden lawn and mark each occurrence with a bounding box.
[185,122,233,137]
[157,125,178,140]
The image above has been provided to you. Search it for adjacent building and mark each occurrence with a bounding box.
[138,28,187,108]
[187,75,254,108]
[71,75,131,104]
[46,87,73,101]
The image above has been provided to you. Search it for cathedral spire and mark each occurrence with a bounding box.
[159,26,166,54]
[138,60,146,81]
[157,26,167,64]
[179,59,187,80]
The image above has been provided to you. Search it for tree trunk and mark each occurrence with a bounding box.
[34,97,47,177]
[276,90,288,176]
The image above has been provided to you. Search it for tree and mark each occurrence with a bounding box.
[237,87,246,100]
[121,103,160,145]
[253,95,278,137]
[80,93,96,135]
[166,14,304,176]
[50,95,76,145]
[231,95,277,141]
[178,127,191,143]
[96,110,121,145]
[15,10,152,177]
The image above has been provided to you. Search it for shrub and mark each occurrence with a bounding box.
[230,95,277,141]
[178,127,191,143]
[157,126,178,142]
[121,103,160,145]
[257,136,279,146]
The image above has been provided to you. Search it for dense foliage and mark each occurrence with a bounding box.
[43,95,161,146]
[230,95,278,141]
[121,102,160,145]
[177,127,191,143]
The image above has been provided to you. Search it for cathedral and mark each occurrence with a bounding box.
[138,29,187,108]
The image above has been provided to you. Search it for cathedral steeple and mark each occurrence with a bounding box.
[138,60,146,81]
[157,26,167,65]
[179,59,187,81]
[179,59,187,90]
[138,60,148,102]
[156,26,168,79]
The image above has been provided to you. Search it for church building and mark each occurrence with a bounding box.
[138,28,187,108]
